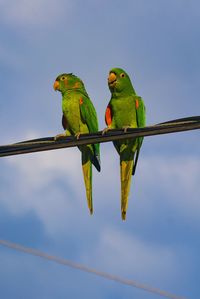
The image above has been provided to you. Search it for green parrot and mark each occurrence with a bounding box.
[53,73,100,215]
[104,68,146,220]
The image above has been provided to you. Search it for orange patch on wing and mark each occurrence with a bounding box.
[135,99,139,109]
[105,105,112,125]
[74,82,80,88]
[79,97,84,105]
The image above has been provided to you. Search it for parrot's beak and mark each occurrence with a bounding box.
[53,80,60,91]
[108,72,117,86]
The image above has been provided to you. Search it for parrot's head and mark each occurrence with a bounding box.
[108,68,135,95]
[53,73,85,95]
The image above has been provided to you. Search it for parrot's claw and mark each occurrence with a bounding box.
[102,127,110,135]
[54,133,67,141]
[123,126,131,133]
[75,132,81,140]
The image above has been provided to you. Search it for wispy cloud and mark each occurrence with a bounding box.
[81,226,180,288]
[0,131,84,233]
[139,155,200,223]
[0,0,70,27]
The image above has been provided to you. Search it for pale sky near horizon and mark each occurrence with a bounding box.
[0,1,200,298]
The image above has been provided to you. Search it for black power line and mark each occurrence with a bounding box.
[0,116,200,158]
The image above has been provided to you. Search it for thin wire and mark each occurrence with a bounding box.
[0,116,200,158]
[0,239,187,299]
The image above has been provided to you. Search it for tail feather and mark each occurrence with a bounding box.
[132,137,143,176]
[82,150,93,214]
[92,143,101,172]
[91,154,101,172]
[120,159,134,220]
[132,149,140,176]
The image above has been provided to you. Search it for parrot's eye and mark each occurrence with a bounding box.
[61,76,66,81]
[120,73,125,78]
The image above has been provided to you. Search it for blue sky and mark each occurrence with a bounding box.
[0,1,200,298]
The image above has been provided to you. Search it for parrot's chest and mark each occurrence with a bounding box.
[62,96,82,133]
[111,97,137,128]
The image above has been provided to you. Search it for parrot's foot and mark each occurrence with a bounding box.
[75,132,81,140]
[54,133,67,141]
[121,210,126,221]
[122,126,131,133]
[102,127,110,135]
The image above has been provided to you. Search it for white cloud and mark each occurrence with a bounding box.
[0,0,69,27]
[139,155,200,222]
[6,148,81,194]
[0,132,85,233]
[81,226,180,286]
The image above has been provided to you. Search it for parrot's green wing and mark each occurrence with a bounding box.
[136,96,146,128]
[132,96,146,175]
[79,95,100,171]
[80,96,98,132]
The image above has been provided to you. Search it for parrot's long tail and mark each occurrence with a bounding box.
[81,148,93,215]
[120,158,134,220]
